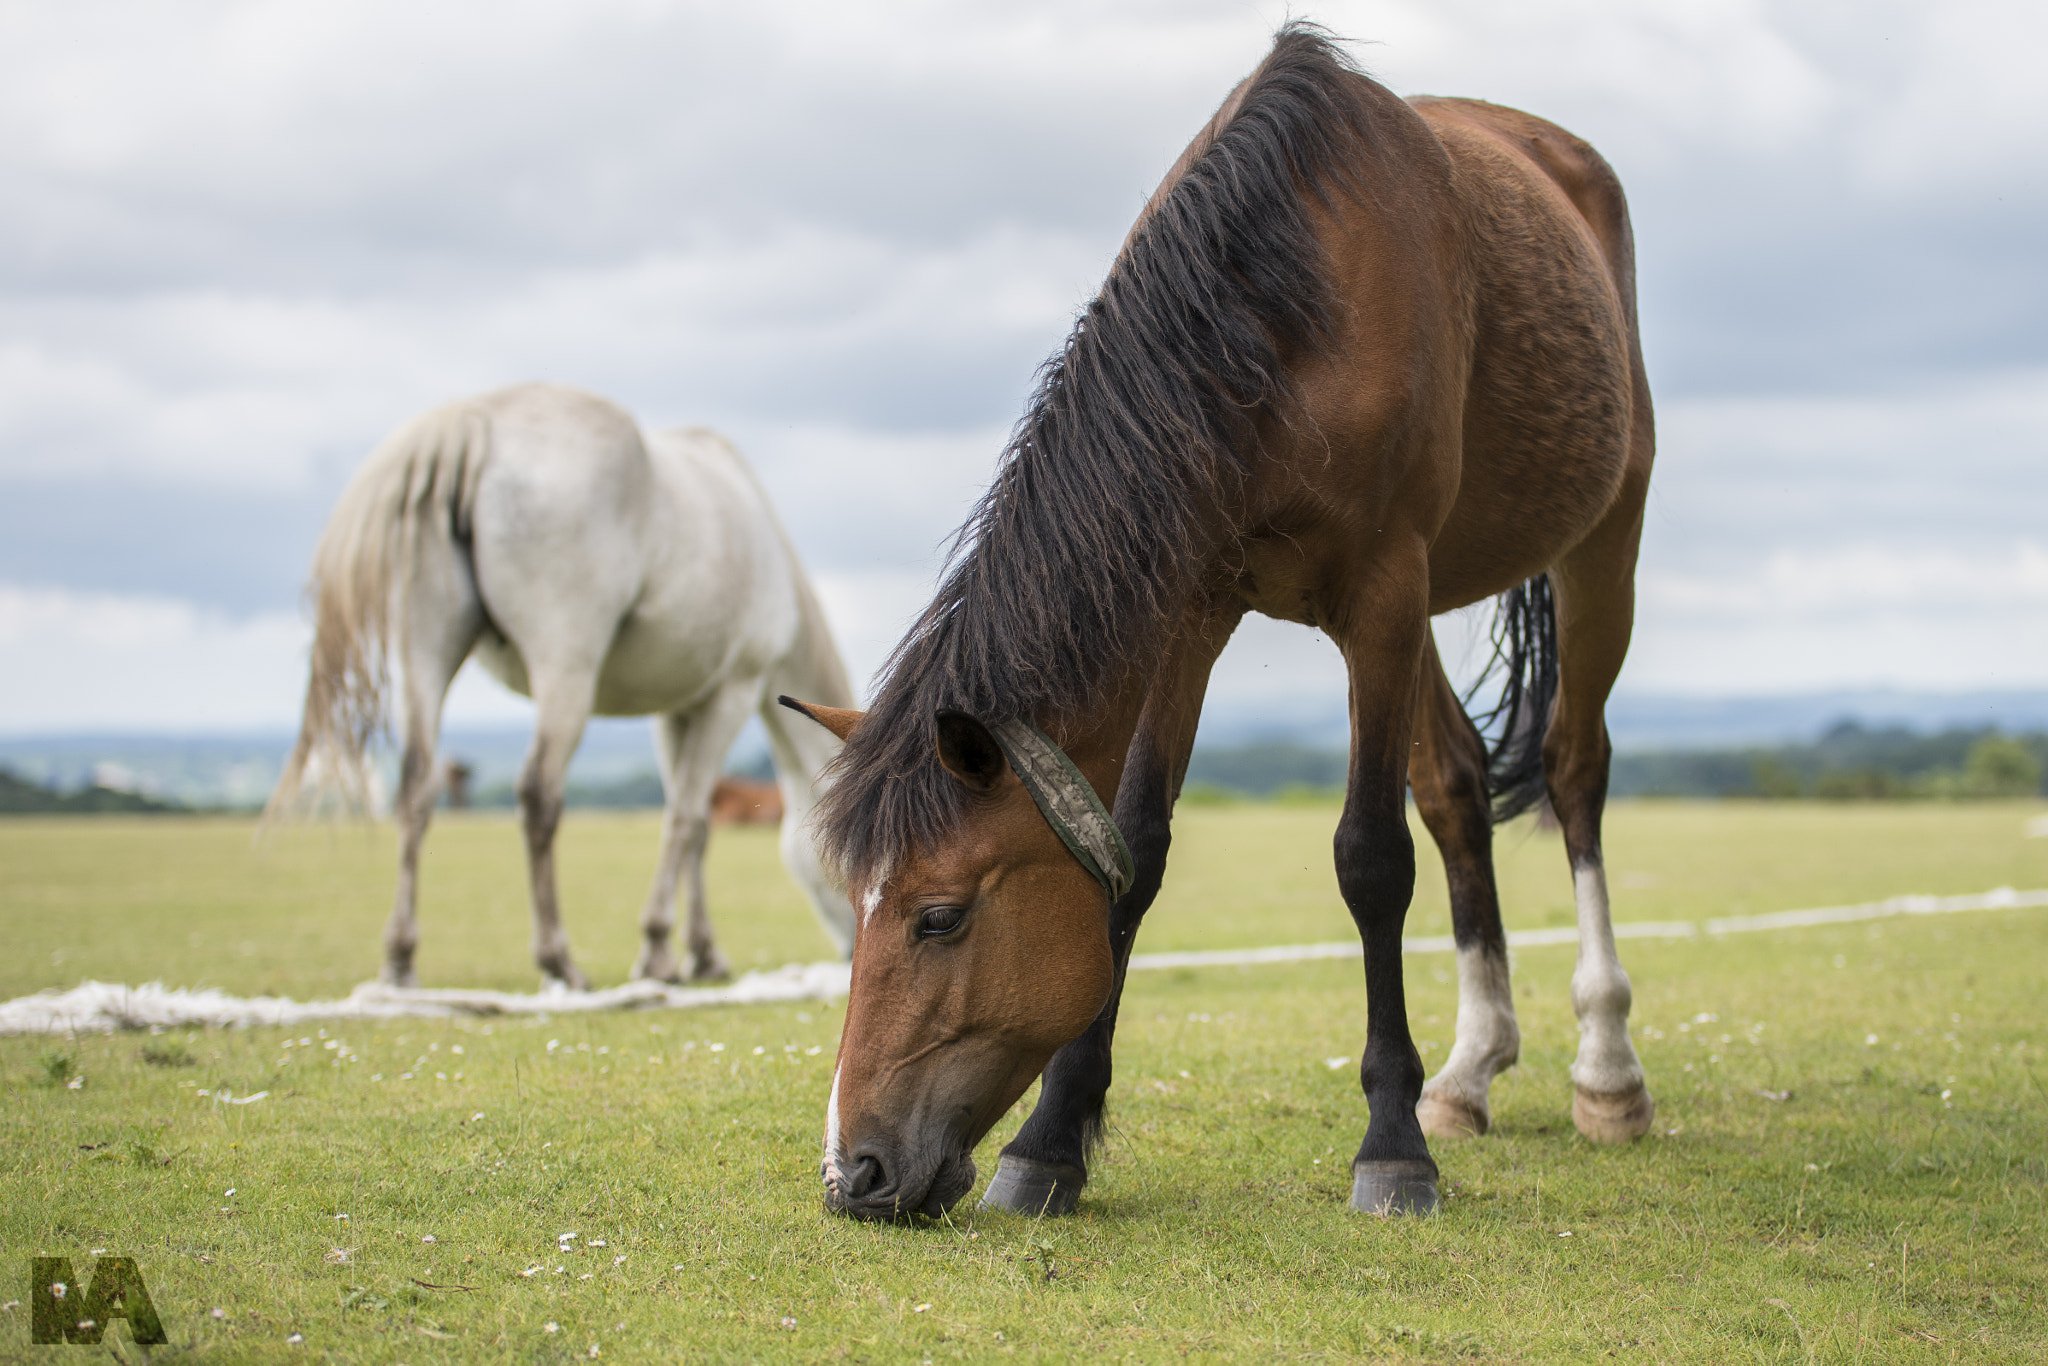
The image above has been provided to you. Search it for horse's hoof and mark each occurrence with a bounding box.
[380,968,419,990]
[631,954,683,986]
[980,1155,1086,1216]
[1349,1159,1440,1216]
[541,964,590,993]
[686,948,732,984]
[1416,1087,1489,1138]
[1573,1084,1655,1143]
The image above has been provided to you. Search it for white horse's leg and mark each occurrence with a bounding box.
[383,565,482,988]
[385,734,437,989]
[635,680,760,984]
[519,671,598,990]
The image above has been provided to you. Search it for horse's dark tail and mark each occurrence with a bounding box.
[1463,574,1559,824]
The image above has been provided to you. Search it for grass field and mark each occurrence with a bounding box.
[3,801,2046,1363]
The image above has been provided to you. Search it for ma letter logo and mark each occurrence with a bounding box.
[30,1257,167,1346]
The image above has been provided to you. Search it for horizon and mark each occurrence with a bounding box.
[9,686,2048,810]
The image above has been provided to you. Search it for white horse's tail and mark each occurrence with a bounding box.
[267,401,491,818]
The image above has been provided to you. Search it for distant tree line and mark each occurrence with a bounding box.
[0,767,186,814]
[1610,722,2045,800]
[8,722,2042,814]
[1177,722,2046,803]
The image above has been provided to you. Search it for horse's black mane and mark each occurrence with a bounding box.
[816,24,1376,881]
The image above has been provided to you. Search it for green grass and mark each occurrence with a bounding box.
[3,802,2046,1362]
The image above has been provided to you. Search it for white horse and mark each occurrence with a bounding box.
[270,382,858,988]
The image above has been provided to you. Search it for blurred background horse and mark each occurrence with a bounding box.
[270,382,856,988]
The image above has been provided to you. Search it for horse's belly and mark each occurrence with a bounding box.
[1426,399,1631,612]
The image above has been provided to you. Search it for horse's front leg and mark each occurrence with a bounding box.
[1332,583,1439,1215]
[982,602,1243,1216]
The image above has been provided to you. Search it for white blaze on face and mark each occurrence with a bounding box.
[822,1064,844,1192]
[861,881,882,927]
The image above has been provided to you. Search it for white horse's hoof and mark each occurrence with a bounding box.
[539,964,590,993]
[1416,1087,1489,1138]
[686,948,732,983]
[631,952,683,985]
[1573,1084,1655,1143]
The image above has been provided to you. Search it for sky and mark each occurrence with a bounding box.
[1,0,2044,735]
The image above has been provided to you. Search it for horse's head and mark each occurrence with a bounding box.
[783,699,1122,1220]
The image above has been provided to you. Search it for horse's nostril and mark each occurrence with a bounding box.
[843,1154,884,1200]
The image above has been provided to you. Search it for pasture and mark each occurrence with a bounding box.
[4,800,2046,1362]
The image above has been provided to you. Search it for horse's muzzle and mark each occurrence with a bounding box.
[824,1139,978,1222]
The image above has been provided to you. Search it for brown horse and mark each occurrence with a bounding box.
[784,23,1657,1220]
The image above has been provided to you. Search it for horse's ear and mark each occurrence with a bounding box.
[934,710,1008,795]
[778,696,864,743]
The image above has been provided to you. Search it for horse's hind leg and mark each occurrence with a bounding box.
[383,575,482,987]
[1410,638,1520,1137]
[1546,502,1655,1143]
[634,679,762,984]
[520,668,600,991]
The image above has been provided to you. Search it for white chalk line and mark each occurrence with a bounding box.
[3,887,2043,1035]
[0,963,855,1037]
[1124,885,2048,970]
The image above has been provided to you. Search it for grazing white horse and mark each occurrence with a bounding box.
[270,382,858,988]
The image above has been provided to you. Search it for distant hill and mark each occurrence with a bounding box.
[1610,722,2045,799]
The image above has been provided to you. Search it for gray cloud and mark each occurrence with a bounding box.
[1,0,2044,730]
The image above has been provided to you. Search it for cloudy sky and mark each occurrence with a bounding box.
[2,0,2044,734]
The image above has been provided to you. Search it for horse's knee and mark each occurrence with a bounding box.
[1333,815,1415,922]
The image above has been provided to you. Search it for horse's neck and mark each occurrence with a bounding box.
[1041,667,1156,817]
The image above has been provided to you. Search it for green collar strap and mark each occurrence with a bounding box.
[989,718,1135,903]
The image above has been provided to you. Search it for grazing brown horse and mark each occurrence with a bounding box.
[784,23,1657,1220]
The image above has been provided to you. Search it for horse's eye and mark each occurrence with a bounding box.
[916,905,966,940]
